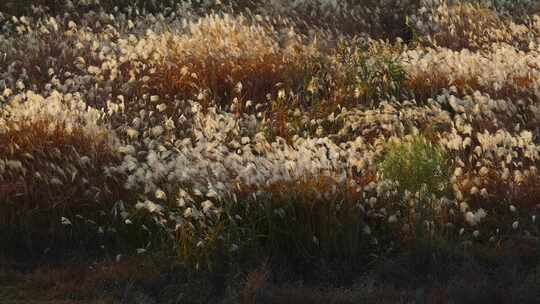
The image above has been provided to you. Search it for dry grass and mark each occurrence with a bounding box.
[244,285,413,304]
[0,94,132,254]
[405,58,540,104]
[0,256,164,303]
[2,1,540,302]
[151,14,316,107]
[416,3,534,51]
[176,175,370,271]
[0,120,118,240]
[240,264,270,304]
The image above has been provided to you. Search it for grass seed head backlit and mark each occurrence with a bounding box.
[1,0,540,268]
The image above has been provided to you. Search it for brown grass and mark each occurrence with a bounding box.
[0,113,132,253]
[419,3,533,51]
[455,168,540,211]
[406,65,538,106]
[239,275,415,304]
[0,256,163,303]
[0,118,118,210]
[240,264,270,304]
[151,14,315,107]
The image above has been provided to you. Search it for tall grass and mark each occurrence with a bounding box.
[0,0,539,283]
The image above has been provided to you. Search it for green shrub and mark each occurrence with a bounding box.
[380,135,449,196]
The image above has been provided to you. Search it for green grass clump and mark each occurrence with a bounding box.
[381,135,449,195]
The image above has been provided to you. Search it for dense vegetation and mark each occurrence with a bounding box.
[2,0,540,303]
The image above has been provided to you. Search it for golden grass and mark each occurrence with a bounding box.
[0,118,118,210]
[406,65,538,105]
[2,0,540,286]
[456,170,540,211]
[0,104,132,253]
[151,14,316,107]
[419,3,533,51]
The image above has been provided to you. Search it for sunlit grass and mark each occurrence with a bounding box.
[1,4,540,303]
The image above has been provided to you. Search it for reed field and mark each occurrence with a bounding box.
[2,0,540,303]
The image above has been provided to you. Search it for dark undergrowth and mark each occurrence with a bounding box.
[2,239,540,304]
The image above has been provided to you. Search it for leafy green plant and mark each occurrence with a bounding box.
[380,135,450,196]
[379,136,453,249]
